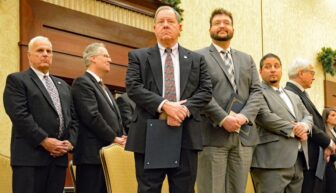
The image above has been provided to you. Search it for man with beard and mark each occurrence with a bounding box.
[251,53,312,193]
[196,8,261,193]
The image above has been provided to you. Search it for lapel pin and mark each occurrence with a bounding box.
[184,55,188,59]
[58,81,61,85]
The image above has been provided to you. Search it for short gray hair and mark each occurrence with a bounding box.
[288,58,312,79]
[83,43,105,67]
[154,6,182,24]
[28,36,52,52]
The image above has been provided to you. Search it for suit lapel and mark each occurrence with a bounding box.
[105,88,123,128]
[263,83,296,119]
[147,45,163,96]
[283,89,298,120]
[29,69,57,113]
[50,76,67,122]
[86,73,116,113]
[209,44,235,91]
[286,82,322,121]
[179,46,192,97]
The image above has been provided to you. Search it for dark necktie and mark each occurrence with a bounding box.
[164,48,176,101]
[221,50,236,92]
[43,75,64,137]
[302,91,309,99]
[99,80,114,106]
[99,81,123,134]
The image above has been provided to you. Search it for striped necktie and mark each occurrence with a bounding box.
[221,50,236,92]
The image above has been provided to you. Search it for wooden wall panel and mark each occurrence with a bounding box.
[325,80,336,108]
[20,0,157,187]
[20,0,156,90]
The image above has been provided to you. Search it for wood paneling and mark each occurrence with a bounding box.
[325,80,336,108]
[98,0,164,17]
[20,0,157,187]
[20,0,156,90]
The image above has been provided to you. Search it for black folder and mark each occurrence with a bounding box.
[226,93,252,139]
[144,119,182,169]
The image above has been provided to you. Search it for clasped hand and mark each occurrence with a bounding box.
[222,114,247,132]
[292,122,308,141]
[162,100,188,127]
[113,135,127,148]
[41,138,73,157]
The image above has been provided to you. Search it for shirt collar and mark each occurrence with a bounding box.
[271,86,284,93]
[158,43,179,57]
[288,80,305,92]
[212,43,231,54]
[30,66,49,80]
[86,70,102,83]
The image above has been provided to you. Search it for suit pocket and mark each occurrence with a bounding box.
[258,134,279,144]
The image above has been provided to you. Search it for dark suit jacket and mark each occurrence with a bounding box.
[285,81,330,170]
[3,68,78,167]
[196,44,262,146]
[71,72,123,165]
[125,44,212,153]
[116,93,135,134]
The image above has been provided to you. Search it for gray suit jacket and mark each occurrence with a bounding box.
[196,44,261,146]
[252,82,313,169]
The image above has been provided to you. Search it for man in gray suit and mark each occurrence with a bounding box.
[196,8,261,193]
[251,53,313,193]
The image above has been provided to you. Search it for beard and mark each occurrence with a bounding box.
[210,31,233,41]
[269,80,279,84]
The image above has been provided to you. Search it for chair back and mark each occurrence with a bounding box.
[100,144,169,193]
[69,160,76,191]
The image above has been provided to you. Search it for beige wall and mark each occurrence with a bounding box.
[262,0,336,112]
[0,0,20,157]
[1,0,336,158]
[180,0,262,63]
[180,0,336,113]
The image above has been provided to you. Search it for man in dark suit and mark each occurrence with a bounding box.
[71,43,126,193]
[3,36,78,193]
[285,58,335,193]
[196,8,261,193]
[125,6,212,193]
[251,53,312,193]
[116,93,135,134]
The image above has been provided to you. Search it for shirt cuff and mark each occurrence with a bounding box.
[300,122,310,133]
[329,140,335,148]
[157,99,168,113]
[219,117,227,127]
[182,105,190,117]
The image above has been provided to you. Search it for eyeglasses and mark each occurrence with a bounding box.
[304,69,315,76]
[96,54,110,59]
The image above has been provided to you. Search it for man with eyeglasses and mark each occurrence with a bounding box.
[285,58,335,193]
[71,43,126,193]
[196,8,261,193]
[3,36,78,193]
